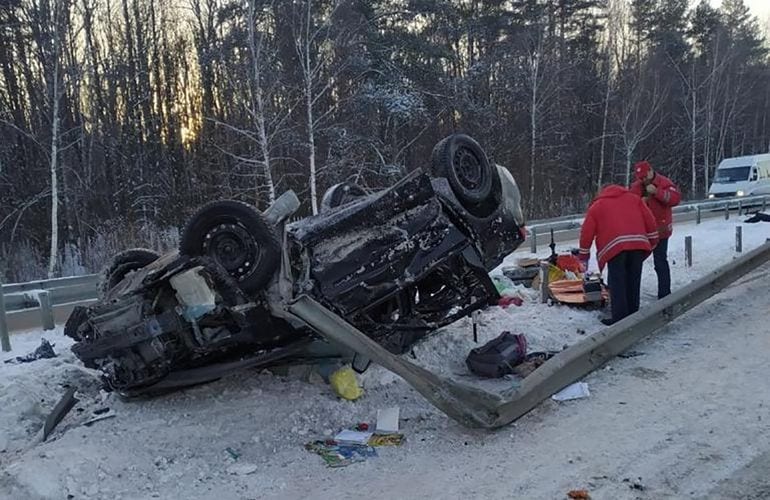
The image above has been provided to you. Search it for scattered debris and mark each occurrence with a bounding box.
[306,419,406,467]
[368,434,405,446]
[516,257,540,268]
[576,328,587,335]
[225,447,241,460]
[305,440,378,468]
[4,338,57,364]
[376,407,400,434]
[334,429,373,446]
[618,350,646,359]
[624,477,646,490]
[500,266,539,288]
[512,351,558,378]
[329,366,363,401]
[82,410,116,427]
[745,212,770,223]
[492,274,518,293]
[498,296,524,308]
[43,387,79,441]
[226,462,259,476]
[567,489,591,499]
[551,382,591,402]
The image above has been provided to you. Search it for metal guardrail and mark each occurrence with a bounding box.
[1,274,100,345]
[0,194,766,340]
[2,274,98,295]
[528,194,767,235]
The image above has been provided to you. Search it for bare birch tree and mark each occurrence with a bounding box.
[521,26,561,215]
[292,0,350,214]
[247,0,276,204]
[615,75,667,185]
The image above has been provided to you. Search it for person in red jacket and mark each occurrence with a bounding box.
[578,185,659,326]
[629,161,681,299]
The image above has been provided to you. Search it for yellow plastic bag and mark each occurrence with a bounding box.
[548,264,565,284]
[329,366,363,401]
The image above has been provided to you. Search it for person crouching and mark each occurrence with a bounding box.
[578,185,659,326]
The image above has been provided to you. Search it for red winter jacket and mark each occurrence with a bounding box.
[630,173,681,239]
[579,185,659,270]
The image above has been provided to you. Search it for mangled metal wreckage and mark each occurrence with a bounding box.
[65,134,527,426]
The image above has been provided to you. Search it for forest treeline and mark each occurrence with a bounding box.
[0,0,768,281]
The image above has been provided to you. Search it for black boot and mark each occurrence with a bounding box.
[600,317,615,326]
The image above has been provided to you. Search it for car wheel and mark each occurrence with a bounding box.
[179,200,280,294]
[99,248,161,296]
[431,134,501,216]
[320,182,368,212]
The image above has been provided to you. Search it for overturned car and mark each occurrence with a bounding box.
[65,134,526,397]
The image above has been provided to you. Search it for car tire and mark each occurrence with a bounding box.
[431,134,501,217]
[179,200,280,294]
[99,248,161,296]
[320,182,368,212]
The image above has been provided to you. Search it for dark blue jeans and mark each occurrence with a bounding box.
[653,237,671,299]
[607,250,645,323]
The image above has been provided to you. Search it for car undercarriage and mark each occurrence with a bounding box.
[65,134,526,400]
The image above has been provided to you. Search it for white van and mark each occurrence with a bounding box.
[708,153,770,199]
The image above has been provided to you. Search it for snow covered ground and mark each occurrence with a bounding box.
[0,217,768,499]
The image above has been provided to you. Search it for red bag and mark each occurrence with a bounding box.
[556,254,582,273]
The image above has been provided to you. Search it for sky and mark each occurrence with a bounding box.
[742,0,770,21]
[714,0,770,24]
[699,0,770,35]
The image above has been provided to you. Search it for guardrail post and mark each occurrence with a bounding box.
[685,236,693,267]
[736,226,743,253]
[38,291,55,331]
[738,200,743,216]
[696,205,701,224]
[540,262,549,304]
[530,228,537,254]
[0,276,10,352]
[724,203,729,220]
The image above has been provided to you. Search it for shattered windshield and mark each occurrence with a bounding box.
[714,166,750,183]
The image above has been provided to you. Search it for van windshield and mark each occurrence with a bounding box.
[714,166,750,183]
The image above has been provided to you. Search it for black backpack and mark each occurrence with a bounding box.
[466,332,528,378]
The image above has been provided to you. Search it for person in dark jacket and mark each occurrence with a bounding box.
[578,185,659,326]
[629,161,681,299]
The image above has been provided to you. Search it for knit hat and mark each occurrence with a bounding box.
[634,161,652,181]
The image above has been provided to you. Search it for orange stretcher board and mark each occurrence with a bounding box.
[548,279,609,305]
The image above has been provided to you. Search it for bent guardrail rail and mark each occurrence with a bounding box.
[289,240,770,428]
